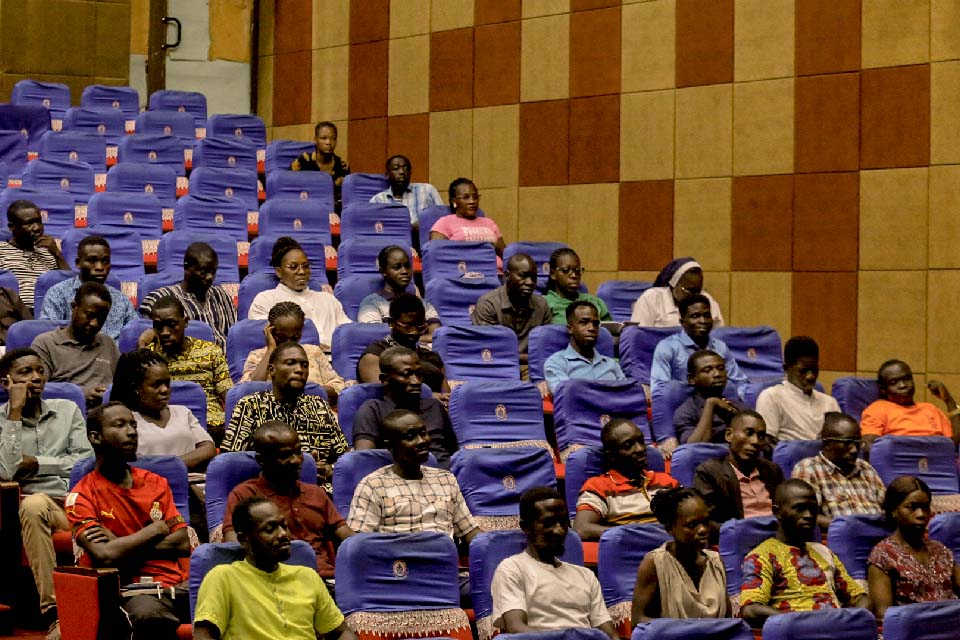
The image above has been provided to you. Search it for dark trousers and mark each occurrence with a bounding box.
[122,585,191,640]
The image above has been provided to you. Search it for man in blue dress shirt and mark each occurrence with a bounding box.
[544,301,626,395]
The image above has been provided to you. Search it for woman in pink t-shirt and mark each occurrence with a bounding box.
[429,178,506,256]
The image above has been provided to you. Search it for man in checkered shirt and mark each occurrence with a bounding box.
[347,409,480,544]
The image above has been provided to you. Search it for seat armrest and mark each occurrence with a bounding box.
[53,566,125,640]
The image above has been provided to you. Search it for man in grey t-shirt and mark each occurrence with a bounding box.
[31,281,119,407]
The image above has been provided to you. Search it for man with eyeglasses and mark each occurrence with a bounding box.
[791,412,885,533]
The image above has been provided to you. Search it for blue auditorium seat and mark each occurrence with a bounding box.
[192,136,258,173]
[670,443,729,488]
[86,192,164,241]
[337,238,413,279]
[448,380,547,449]
[102,379,209,429]
[187,167,259,213]
[148,90,208,135]
[929,512,960,563]
[339,201,411,245]
[70,455,189,520]
[416,204,457,247]
[80,85,139,130]
[173,194,248,243]
[527,324,614,384]
[134,110,196,145]
[772,439,822,478]
[502,241,568,293]
[713,326,783,381]
[205,114,266,150]
[825,514,892,582]
[424,276,499,326]
[61,227,144,283]
[632,619,753,640]
[35,269,121,313]
[39,131,106,173]
[618,325,681,385]
[118,134,186,176]
[883,600,960,640]
[649,379,742,444]
[341,172,388,207]
[117,318,215,353]
[22,158,95,205]
[0,381,87,417]
[63,107,125,145]
[719,515,779,596]
[336,382,384,446]
[422,240,499,281]
[869,436,960,495]
[334,273,415,321]
[11,80,70,128]
[330,323,389,380]
[225,318,320,382]
[433,325,520,384]
[761,607,878,640]
[6,320,66,349]
[598,523,672,631]
[553,379,649,456]
[564,445,665,519]
[830,377,880,423]
[265,169,335,210]
[0,188,77,238]
[157,230,240,284]
[0,104,51,154]
[596,280,654,322]
[106,162,177,210]
[264,140,314,174]
[332,449,438,519]
[257,198,333,245]
[0,131,28,171]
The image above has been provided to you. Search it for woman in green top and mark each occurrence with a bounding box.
[544,247,612,324]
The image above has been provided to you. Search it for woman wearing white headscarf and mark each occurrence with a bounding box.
[630,257,725,327]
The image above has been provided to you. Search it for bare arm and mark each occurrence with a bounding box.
[572,509,611,542]
[77,520,172,567]
[867,564,892,620]
[630,554,661,624]
[686,397,722,444]
[597,621,619,640]
[356,353,380,384]
[740,603,782,629]
[928,380,960,445]
[953,563,960,597]
[329,622,357,640]
[193,621,220,640]
[862,434,879,460]
[500,610,533,634]
[334,524,355,542]
[354,437,375,450]
[223,531,237,543]
[463,526,480,546]
[181,441,216,472]
[247,350,273,381]
[429,231,448,242]
[494,237,506,257]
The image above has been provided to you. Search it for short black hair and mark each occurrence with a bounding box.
[150,294,186,318]
[546,247,578,292]
[687,349,722,376]
[820,411,859,438]
[73,281,111,306]
[0,347,40,378]
[506,253,535,273]
[270,236,304,268]
[385,154,410,171]
[678,294,711,318]
[388,293,424,321]
[7,199,38,224]
[377,245,410,270]
[877,359,909,384]
[447,177,475,212]
[77,235,110,256]
[519,487,565,527]
[784,336,819,368]
[268,341,305,366]
[314,121,337,137]
[381,408,422,448]
[730,409,764,431]
[379,345,418,374]
[881,476,932,526]
[232,495,276,537]
[565,300,597,322]
[184,242,217,268]
[251,420,297,453]
[86,400,127,434]
[651,487,704,528]
[774,478,817,509]
[600,418,643,450]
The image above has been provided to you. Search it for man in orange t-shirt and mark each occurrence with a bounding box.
[861,359,960,455]
[66,401,191,640]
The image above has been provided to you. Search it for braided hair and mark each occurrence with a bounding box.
[267,301,305,324]
[111,349,169,411]
[650,487,704,528]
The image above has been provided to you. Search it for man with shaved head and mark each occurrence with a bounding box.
[223,421,353,582]
[472,253,552,380]
[740,478,870,628]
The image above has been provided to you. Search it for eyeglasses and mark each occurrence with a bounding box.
[555,266,585,276]
[393,319,428,332]
[823,437,862,448]
[676,285,702,296]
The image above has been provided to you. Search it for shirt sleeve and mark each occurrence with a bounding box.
[708,293,725,328]
[755,387,782,440]
[185,408,213,446]
[247,292,270,319]
[312,349,346,393]
[449,475,479,538]
[356,294,384,323]
[543,352,567,395]
[36,402,93,477]
[212,352,234,396]
[38,284,68,321]
[586,571,613,627]
[193,565,230,634]
[594,296,612,322]
[830,549,866,605]
[575,477,610,517]
[471,294,498,326]
[346,476,382,533]
[65,481,101,537]
[370,191,389,204]
[673,397,700,444]
[139,291,159,316]
[239,349,262,382]
[859,403,886,437]
[426,184,443,206]
[0,416,24,480]
[491,557,528,622]
[430,215,453,237]
[312,570,345,634]
[649,341,674,391]
[30,334,56,381]
[629,289,658,325]
[739,549,774,607]
[157,475,186,532]
[423,299,441,323]
[721,349,748,398]
[351,400,382,447]
[788,459,825,508]
[866,538,894,572]
[221,397,256,452]
[934,405,952,437]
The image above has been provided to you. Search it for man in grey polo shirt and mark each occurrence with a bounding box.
[31,281,119,408]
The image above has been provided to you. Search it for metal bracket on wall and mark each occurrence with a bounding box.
[162,16,182,50]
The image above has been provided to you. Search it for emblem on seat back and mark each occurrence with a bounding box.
[918,457,929,473]
[111,100,120,109]
[502,476,517,490]
[97,124,106,134]
[299,191,308,200]
[392,560,407,578]
[374,221,384,233]
[124,212,134,224]
[496,404,508,421]
[227,156,236,167]
[214,214,225,226]
[148,151,157,161]
[293,218,303,231]
[42,98,51,108]
[163,125,173,135]
[69,151,78,161]
[225,187,234,197]
[234,128,243,137]
[481,348,493,362]
[746,347,757,360]
[60,178,70,189]
[458,261,467,274]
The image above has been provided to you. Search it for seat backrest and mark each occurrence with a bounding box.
[527,324,614,383]
[468,529,584,624]
[7,319,66,350]
[264,140,314,174]
[118,318,215,353]
[341,172,389,207]
[11,80,71,122]
[670,442,729,488]
[772,440,822,478]
[929,512,960,563]
[192,136,258,173]
[339,201,411,245]
[187,166,259,213]
[148,90,208,133]
[80,85,139,124]
[869,436,960,494]
[22,158,95,201]
[0,104,51,152]
[204,450,318,535]
[61,227,144,281]
[825,514,892,581]
[247,232,331,275]
[337,238,414,280]
[0,131,28,169]
[502,241,568,293]
[564,445,666,518]
[134,110,196,144]
[719,515,778,595]
[336,382,385,446]
[157,229,240,283]
[117,134,186,176]
[882,600,960,640]
[553,379,650,454]
[86,191,164,239]
[596,280,654,323]
[330,323,390,380]
[712,326,783,381]
[224,381,329,429]
[173,193,248,242]
[39,131,107,173]
[137,271,180,305]
[618,325,682,385]
[334,274,413,321]
[830,377,880,423]
[63,107,125,144]
[448,380,546,448]
[205,114,267,150]
[424,276,499,326]
[102,379,209,428]
[225,318,321,382]
[106,162,177,207]
[0,188,76,239]
[265,169,335,211]
[69,454,191,520]
[741,377,818,410]
[598,523,672,611]
[0,268,18,294]
[632,618,754,640]
[188,540,316,620]
[257,198,333,245]
[649,379,693,444]
[417,204,452,247]
[422,240,499,281]
[761,607,878,640]
[450,447,556,520]
[0,381,87,417]
[433,325,520,384]
[236,270,328,319]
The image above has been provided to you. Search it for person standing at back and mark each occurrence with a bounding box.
[290,121,350,213]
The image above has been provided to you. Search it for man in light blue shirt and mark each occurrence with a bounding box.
[544,301,625,394]
[39,235,138,340]
[651,294,747,399]
[369,155,442,227]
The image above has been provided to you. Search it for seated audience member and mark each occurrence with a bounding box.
[290,121,350,213]
[248,236,350,350]
[32,281,119,407]
[492,487,618,639]
[222,342,347,492]
[139,296,232,442]
[868,476,960,621]
[544,300,625,395]
[861,359,960,449]
[430,178,506,257]
[574,419,678,541]
[0,348,90,639]
[472,253,552,380]
[650,294,746,398]
[0,199,69,310]
[353,346,457,468]
[739,479,870,628]
[241,301,346,403]
[348,409,479,543]
[630,258,724,327]
[756,337,840,443]
[357,294,446,392]
[111,349,215,472]
[791,412,885,532]
[694,411,783,535]
[140,241,237,351]
[671,349,744,449]
[357,245,441,337]
[195,496,356,640]
[222,422,354,580]
[66,402,192,639]
[370,155,443,228]
[631,488,729,622]
[40,235,138,340]
[0,284,31,345]
[543,248,612,324]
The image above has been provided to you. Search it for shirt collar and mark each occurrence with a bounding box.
[606,467,651,488]
[497,286,529,312]
[678,331,715,350]
[782,379,814,398]
[2,398,58,421]
[731,461,760,481]
[562,344,601,364]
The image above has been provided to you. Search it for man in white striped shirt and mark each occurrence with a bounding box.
[0,200,69,310]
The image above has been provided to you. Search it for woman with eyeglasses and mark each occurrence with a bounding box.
[429,178,506,259]
[248,236,351,351]
[630,257,725,327]
[544,247,612,324]
[867,476,960,621]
